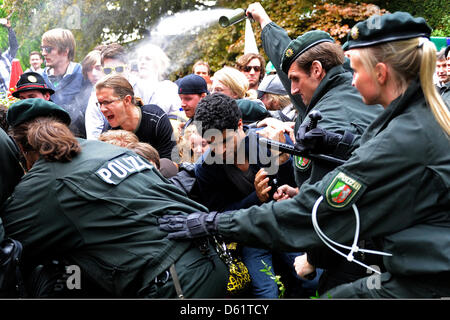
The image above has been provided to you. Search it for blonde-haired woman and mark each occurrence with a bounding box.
[211,66,270,123]
[211,66,251,99]
[160,12,450,298]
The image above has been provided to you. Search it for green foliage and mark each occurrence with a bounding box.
[2,0,210,70]
[431,14,450,37]
[377,0,449,36]
[0,0,10,52]
[0,0,447,78]
[178,0,448,77]
[310,290,332,299]
[259,259,285,298]
[187,0,388,76]
[377,0,447,29]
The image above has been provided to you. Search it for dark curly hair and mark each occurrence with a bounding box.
[193,93,242,134]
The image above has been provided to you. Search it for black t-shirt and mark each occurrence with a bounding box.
[134,104,177,160]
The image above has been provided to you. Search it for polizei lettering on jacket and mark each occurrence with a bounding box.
[96,155,153,185]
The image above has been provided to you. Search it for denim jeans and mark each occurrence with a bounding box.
[241,246,322,298]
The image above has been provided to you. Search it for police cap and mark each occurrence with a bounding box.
[12,72,55,98]
[343,12,432,51]
[7,98,71,127]
[281,30,335,74]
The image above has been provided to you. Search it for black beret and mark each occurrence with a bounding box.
[281,30,335,74]
[12,72,55,98]
[343,11,431,51]
[7,98,71,127]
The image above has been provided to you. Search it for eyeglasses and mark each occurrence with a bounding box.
[102,65,126,75]
[96,98,122,108]
[40,46,54,54]
[242,65,261,72]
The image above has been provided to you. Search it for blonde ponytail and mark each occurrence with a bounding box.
[419,39,450,136]
[359,38,450,136]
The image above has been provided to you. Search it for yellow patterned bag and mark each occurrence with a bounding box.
[214,238,251,295]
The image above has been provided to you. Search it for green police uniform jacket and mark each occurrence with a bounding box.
[260,21,383,186]
[292,64,383,186]
[217,78,450,277]
[0,139,208,296]
[261,22,306,119]
[0,128,23,206]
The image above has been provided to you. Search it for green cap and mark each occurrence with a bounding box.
[343,11,431,51]
[236,99,270,124]
[281,30,335,74]
[7,98,71,127]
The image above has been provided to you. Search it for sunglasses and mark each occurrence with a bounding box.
[40,46,54,54]
[242,65,261,72]
[102,65,126,75]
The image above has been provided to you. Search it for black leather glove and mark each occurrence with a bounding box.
[158,211,221,240]
[295,124,354,158]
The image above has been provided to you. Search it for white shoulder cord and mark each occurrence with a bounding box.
[311,196,392,275]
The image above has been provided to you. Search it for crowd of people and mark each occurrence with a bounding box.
[0,2,449,299]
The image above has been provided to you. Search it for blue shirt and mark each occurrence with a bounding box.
[42,62,85,137]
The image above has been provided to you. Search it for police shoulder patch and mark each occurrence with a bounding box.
[294,155,311,171]
[325,171,363,208]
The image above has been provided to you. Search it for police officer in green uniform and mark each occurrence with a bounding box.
[0,128,23,206]
[0,98,228,298]
[160,12,450,298]
[247,2,383,186]
[0,128,24,297]
[246,3,306,120]
[247,2,384,293]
